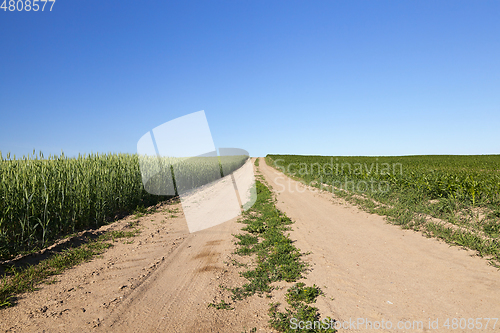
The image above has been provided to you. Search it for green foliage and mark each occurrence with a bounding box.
[0,152,169,259]
[286,282,323,304]
[484,221,500,237]
[230,181,306,301]
[98,229,141,242]
[140,154,249,196]
[269,283,336,333]
[267,154,500,207]
[234,233,259,255]
[0,151,250,259]
[208,299,233,310]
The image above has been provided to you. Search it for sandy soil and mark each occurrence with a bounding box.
[0,191,272,332]
[259,157,500,332]
[2,158,500,332]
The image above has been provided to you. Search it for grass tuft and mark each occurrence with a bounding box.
[211,176,335,331]
[269,283,336,332]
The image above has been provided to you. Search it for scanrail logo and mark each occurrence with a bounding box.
[137,110,256,233]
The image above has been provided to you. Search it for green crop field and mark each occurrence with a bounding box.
[138,154,248,195]
[0,152,248,260]
[266,154,500,266]
[0,152,170,260]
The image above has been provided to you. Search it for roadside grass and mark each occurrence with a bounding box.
[209,176,335,332]
[339,191,500,267]
[98,229,141,242]
[133,204,162,218]
[230,180,305,300]
[254,158,260,167]
[269,283,336,333]
[208,299,233,310]
[162,206,180,219]
[0,223,142,309]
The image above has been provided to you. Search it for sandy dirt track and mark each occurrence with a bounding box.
[259,157,500,332]
[2,158,500,332]
[0,206,274,333]
[0,161,272,333]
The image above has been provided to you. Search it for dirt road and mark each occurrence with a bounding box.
[259,157,500,332]
[2,158,500,332]
[0,181,272,332]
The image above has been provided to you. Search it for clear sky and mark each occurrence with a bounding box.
[1,0,499,158]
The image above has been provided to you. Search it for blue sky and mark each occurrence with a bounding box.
[1,0,499,158]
